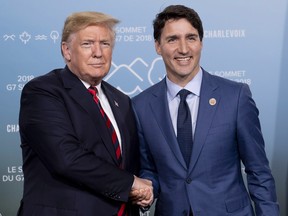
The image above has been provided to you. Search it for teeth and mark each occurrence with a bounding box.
[176,57,190,61]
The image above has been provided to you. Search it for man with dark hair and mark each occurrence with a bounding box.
[132,5,279,215]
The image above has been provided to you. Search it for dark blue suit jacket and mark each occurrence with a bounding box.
[132,69,279,216]
[18,66,140,216]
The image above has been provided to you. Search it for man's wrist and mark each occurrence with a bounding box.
[131,175,136,189]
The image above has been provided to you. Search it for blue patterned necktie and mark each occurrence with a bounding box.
[177,89,193,166]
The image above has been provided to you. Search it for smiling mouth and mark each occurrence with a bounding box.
[175,57,192,61]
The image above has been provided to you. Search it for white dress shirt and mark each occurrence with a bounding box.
[81,80,122,151]
[166,68,203,138]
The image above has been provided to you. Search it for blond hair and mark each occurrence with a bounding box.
[61,11,119,54]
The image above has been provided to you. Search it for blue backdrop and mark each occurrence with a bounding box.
[1,0,287,215]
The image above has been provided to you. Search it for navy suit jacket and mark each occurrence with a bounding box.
[132,69,279,216]
[18,66,140,216]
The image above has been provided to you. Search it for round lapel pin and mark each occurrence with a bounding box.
[209,98,216,106]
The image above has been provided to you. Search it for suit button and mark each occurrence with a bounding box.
[186,178,192,184]
[183,210,188,215]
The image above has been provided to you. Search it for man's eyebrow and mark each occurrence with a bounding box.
[186,33,198,37]
[165,34,179,40]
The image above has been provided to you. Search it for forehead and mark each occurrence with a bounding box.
[162,18,198,36]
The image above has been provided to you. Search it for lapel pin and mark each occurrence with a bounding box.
[209,98,216,106]
[114,101,119,107]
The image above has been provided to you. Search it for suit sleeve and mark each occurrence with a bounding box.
[132,101,160,198]
[19,79,134,202]
[236,84,279,215]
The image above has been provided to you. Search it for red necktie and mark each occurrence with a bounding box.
[88,86,127,216]
[88,86,122,164]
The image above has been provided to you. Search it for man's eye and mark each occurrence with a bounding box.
[102,42,111,47]
[167,38,176,43]
[81,42,93,47]
[188,35,198,41]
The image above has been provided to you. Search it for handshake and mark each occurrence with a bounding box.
[129,176,154,208]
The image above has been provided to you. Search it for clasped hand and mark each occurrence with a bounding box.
[129,176,153,208]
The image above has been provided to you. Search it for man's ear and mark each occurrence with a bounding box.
[155,40,161,55]
[62,42,71,61]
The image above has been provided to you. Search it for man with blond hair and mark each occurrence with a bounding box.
[17,11,152,216]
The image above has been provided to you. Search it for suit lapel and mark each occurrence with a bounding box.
[150,79,187,168]
[189,70,221,172]
[60,67,118,164]
[101,82,125,165]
